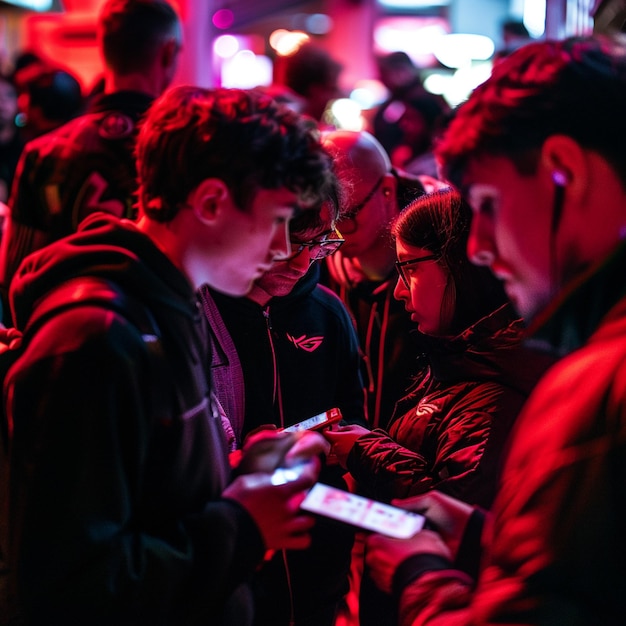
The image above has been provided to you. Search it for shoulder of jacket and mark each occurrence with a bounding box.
[26,277,160,341]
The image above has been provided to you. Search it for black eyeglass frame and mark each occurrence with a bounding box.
[394,254,438,289]
[339,176,385,233]
[285,228,345,263]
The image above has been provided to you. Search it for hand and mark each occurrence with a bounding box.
[390,491,474,559]
[284,430,331,464]
[236,429,329,475]
[323,424,370,468]
[0,327,22,354]
[236,429,298,475]
[365,529,452,594]
[223,458,320,551]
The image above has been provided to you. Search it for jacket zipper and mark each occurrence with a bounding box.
[263,305,295,624]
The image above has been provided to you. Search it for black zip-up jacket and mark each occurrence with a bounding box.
[208,264,366,439]
[207,265,366,626]
[1,214,265,625]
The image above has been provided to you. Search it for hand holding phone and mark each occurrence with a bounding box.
[282,408,343,433]
[301,483,425,539]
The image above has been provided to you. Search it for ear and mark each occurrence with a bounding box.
[161,36,181,70]
[539,135,589,203]
[188,178,230,226]
[382,172,397,214]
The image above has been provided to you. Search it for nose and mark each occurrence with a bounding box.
[271,220,292,261]
[467,213,496,267]
[393,275,408,302]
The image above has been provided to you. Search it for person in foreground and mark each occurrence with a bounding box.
[0,86,336,625]
[205,198,365,626]
[365,35,626,624]
[325,187,553,626]
[325,187,548,508]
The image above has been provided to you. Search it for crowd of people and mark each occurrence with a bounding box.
[0,0,625,625]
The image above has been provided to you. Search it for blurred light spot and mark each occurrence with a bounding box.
[524,0,546,37]
[269,30,310,56]
[306,13,333,35]
[222,52,273,89]
[214,35,239,59]
[433,34,495,68]
[350,82,388,110]
[329,98,364,131]
[422,72,450,96]
[378,0,448,6]
[212,9,234,30]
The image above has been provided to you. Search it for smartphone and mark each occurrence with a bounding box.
[301,483,425,539]
[282,407,343,433]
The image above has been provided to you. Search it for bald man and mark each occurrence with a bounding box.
[321,130,433,430]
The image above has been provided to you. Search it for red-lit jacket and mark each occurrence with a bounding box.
[0,214,265,625]
[347,304,552,509]
[395,241,626,625]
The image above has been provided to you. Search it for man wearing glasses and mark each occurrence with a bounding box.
[321,129,431,431]
[200,200,366,626]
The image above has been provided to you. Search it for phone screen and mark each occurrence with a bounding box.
[301,483,425,539]
[282,408,342,432]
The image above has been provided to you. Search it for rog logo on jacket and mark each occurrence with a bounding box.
[286,333,324,352]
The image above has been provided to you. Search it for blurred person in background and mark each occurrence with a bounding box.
[274,42,343,127]
[372,51,449,161]
[0,0,182,325]
[0,72,23,208]
[13,64,84,142]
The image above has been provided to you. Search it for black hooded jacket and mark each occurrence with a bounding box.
[347,304,555,509]
[208,264,366,439]
[1,214,264,625]
[207,264,366,626]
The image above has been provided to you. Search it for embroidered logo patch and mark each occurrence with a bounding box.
[415,402,438,418]
[287,333,324,352]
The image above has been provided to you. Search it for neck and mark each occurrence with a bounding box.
[104,71,162,98]
[135,214,192,285]
[354,241,396,281]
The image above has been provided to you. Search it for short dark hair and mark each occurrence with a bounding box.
[99,0,180,75]
[391,187,508,334]
[136,86,338,222]
[279,43,342,96]
[23,67,83,123]
[437,36,626,190]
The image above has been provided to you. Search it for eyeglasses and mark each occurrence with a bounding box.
[285,227,345,263]
[395,254,438,289]
[338,176,385,234]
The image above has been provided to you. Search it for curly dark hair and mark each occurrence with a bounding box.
[437,36,626,191]
[136,86,338,222]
